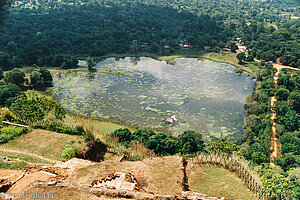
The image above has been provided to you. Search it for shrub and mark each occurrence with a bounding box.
[0,126,29,144]
[125,141,156,161]
[9,94,67,125]
[61,139,81,160]
[61,145,79,160]
[112,128,205,156]
[206,138,244,156]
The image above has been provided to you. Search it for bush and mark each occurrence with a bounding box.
[61,139,81,160]
[34,121,90,137]
[112,128,205,156]
[125,141,156,161]
[0,84,21,107]
[61,145,79,160]
[178,130,204,155]
[275,154,300,172]
[0,126,29,144]
[9,94,67,125]
[206,138,244,156]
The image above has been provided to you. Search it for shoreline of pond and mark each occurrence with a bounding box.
[50,56,255,141]
[76,50,259,77]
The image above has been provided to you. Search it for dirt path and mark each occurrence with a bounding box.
[269,63,299,166]
[273,63,300,72]
[253,59,299,166]
[270,66,280,167]
[0,148,56,164]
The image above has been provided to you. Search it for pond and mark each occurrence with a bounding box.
[52,57,254,140]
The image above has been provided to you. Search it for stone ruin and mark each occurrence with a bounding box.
[91,172,140,191]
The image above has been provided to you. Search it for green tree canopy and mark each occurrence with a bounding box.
[87,57,96,70]
[0,51,12,70]
[0,84,20,107]
[236,52,246,64]
[39,67,52,87]
[9,95,66,125]
[276,88,290,101]
[29,71,45,90]
[288,91,300,113]
[178,130,204,155]
[4,69,25,87]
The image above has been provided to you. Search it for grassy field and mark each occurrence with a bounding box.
[201,51,259,75]
[0,129,79,163]
[188,164,257,200]
[24,90,136,139]
[64,115,136,139]
[0,150,52,164]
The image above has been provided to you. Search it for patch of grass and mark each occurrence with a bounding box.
[0,129,79,161]
[0,126,29,144]
[25,90,54,100]
[64,115,136,139]
[0,161,27,170]
[61,139,82,160]
[0,150,52,164]
[188,164,257,200]
[201,51,258,75]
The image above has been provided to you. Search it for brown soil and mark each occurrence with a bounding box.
[7,171,56,194]
[0,157,94,196]
[270,63,299,166]
[270,66,280,166]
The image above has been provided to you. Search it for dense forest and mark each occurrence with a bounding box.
[0,0,226,66]
[0,0,299,68]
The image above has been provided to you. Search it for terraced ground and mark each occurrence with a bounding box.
[0,128,256,199]
[0,129,79,164]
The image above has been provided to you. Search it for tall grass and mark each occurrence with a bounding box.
[103,134,156,161]
[61,139,82,160]
[126,141,156,161]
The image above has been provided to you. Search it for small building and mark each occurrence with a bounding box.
[237,44,247,52]
[78,60,87,67]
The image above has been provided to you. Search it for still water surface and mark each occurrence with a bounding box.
[53,57,254,140]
